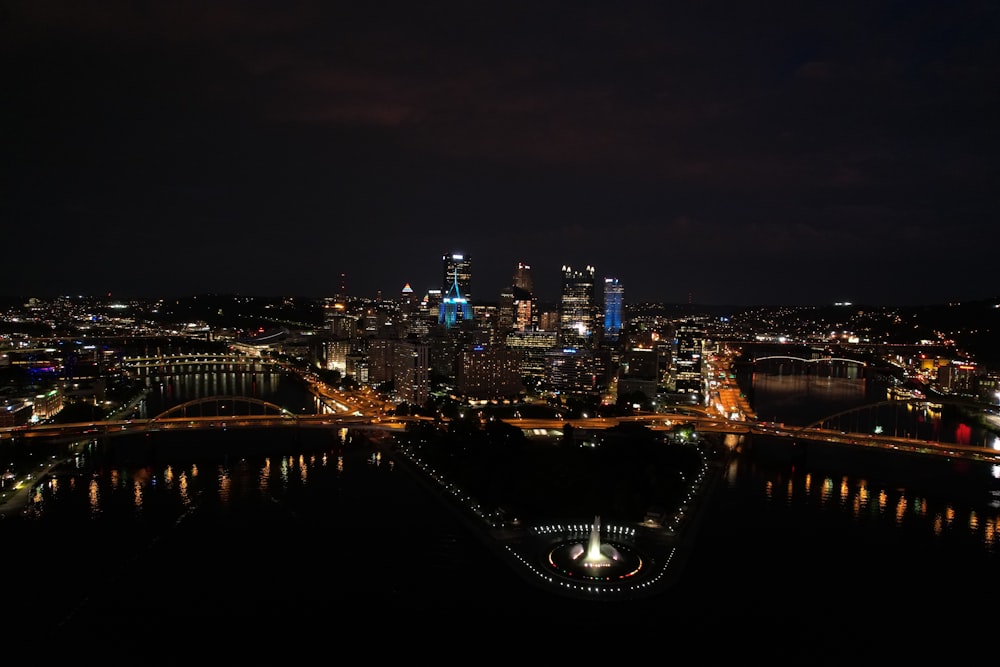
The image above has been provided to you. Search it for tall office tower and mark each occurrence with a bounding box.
[558,264,596,348]
[438,272,468,329]
[323,338,352,373]
[603,277,624,344]
[442,252,472,303]
[400,283,417,312]
[422,289,443,316]
[513,262,537,331]
[538,309,560,331]
[513,262,533,293]
[497,285,516,333]
[327,312,357,340]
[674,318,705,395]
[366,338,396,384]
[394,338,430,407]
[505,329,558,386]
[399,283,429,337]
[513,286,535,332]
[499,262,537,333]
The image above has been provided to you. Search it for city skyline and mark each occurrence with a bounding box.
[3,2,998,306]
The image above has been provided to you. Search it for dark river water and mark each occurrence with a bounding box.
[4,366,1000,656]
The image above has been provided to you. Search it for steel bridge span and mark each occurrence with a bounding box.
[5,394,997,464]
[121,353,288,374]
[151,395,294,421]
[752,355,868,367]
[796,395,996,441]
[747,355,869,379]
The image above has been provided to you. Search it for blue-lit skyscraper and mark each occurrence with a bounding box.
[603,277,624,343]
[439,251,471,328]
[439,270,468,329]
[442,252,472,303]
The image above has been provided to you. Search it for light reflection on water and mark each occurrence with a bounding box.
[852,480,868,518]
[22,429,357,524]
[89,477,100,516]
[744,459,1000,551]
[132,479,143,512]
[820,476,833,505]
[22,424,1000,558]
[218,465,231,506]
[741,368,1000,555]
[260,457,271,492]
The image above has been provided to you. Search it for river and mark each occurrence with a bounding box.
[4,365,1000,655]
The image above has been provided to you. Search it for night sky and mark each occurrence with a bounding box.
[3,1,998,306]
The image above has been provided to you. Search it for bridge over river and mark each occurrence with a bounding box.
[4,393,998,466]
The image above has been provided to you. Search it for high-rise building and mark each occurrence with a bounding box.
[674,318,705,395]
[323,338,352,373]
[400,283,417,313]
[422,289,443,317]
[545,346,597,395]
[354,336,430,405]
[538,309,560,332]
[439,273,468,329]
[603,277,624,344]
[505,329,558,386]
[394,338,430,407]
[456,343,523,400]
[558,265,596,348]
[439,252,471,329]
[499,262,537,333]
[498,285,516,333]
[366,338,396,384]
[513,262,533,293]
[513,286,536,332]
[442,252,472,303]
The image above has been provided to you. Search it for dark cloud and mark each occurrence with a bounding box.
[2,0,998,305]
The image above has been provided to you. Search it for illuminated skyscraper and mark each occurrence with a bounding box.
[513,262,533,293]
[505,329,558,385]
[603,277,624,344]
[559,264,596,348]
[674,318,705,395]
[439,272,468,329]
[499,262,537,333]
[400,283,416,312]
[394,338,430,406]
[442,252,472,303]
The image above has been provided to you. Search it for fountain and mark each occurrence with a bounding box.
[566,515,622,568]
[546,515,643,582]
